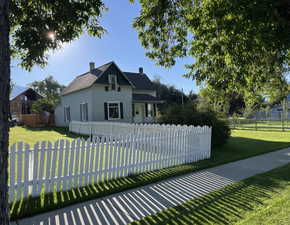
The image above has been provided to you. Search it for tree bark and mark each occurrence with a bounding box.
[0,0,10,224]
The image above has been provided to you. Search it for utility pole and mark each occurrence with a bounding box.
[181,88,184,107]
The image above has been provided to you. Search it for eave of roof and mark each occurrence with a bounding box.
[132,93,164,103]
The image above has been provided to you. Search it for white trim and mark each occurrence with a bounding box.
[108,74,117,84]
[108,74,118,91]
[107,101,121,120]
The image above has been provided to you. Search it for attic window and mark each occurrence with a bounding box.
[108,74,117,90]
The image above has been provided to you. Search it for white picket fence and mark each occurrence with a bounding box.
[9,124,211,202]
[69,121,195,137]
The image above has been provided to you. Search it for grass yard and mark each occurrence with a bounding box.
[9,127,290,220]
[9,126,85,147]
[213,130,290,164]
[132,163,290,225]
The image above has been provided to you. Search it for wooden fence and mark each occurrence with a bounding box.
[9,124,211,202]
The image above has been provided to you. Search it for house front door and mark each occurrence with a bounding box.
[133,103,144,123]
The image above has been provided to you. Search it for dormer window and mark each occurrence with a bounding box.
[108,74,117,90]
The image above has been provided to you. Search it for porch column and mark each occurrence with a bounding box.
[153,103,157,117]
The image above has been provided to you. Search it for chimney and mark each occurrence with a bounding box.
[89,62,95,71]
[139,67,143,74]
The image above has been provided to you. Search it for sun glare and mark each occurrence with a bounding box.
[47,32,56,41]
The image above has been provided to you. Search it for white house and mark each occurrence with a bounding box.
[55,61,163,127]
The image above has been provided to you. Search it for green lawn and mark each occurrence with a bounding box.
[9,128,290,220]
[9,126,84,147]
[212,130,290,165]
[132,163,290,225]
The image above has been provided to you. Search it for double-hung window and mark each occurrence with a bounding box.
[64,106,71,123]
[104,102,123,120]
[108,74,117,90]
[108,102,120,119]
[80,103,88,121]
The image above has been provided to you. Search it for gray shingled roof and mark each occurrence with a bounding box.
[61,73,98,96]
[61,61,156,96]
[124,72,156,91]
[133,94,163,103]
[61,62,114,96]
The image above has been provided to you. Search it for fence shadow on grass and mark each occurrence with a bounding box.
[14,164,290,225]
[133,164,290,225]
[14,170,234,225]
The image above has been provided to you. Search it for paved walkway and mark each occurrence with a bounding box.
[14,147,290,225]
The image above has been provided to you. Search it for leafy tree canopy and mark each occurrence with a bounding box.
[29,76,65,113]
[31,98,55,114]
[10,0,106,70]
[29,75,65,99]
[132,0,290,96]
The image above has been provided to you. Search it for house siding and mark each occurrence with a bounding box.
[55,84,133,127]
[55,88,93,127]
[91,84,133,122]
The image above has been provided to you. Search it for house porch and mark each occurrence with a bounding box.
[132,94,163,123]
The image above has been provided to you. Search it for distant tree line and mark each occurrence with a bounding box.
[152,78,197,114]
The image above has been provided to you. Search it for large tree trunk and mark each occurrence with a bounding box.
[0,0,10,224]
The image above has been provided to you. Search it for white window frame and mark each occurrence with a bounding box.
[80,102,88,122]
[107,101,120,120]
[108,74,117,90]
[64,106,71,123]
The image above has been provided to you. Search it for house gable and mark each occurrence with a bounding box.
[94,62,133,86]
[62,61,135,96]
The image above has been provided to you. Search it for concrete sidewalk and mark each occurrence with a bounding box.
[15,147,290,225]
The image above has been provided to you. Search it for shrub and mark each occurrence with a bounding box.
[159,104,231,147]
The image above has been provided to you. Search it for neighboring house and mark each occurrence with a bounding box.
[55,61,163,126]
[270,93,290,119]
[10,86,42,118]
[254,93,290,120]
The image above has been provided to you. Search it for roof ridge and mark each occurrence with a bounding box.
[75,61,114,78]
[96,61,114,70]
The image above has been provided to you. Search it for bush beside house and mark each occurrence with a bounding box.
[159,103,231,147]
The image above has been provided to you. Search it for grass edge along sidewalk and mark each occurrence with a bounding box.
[10,130,290,220]
[131,162,290,225]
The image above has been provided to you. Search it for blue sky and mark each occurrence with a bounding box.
[11,0,198,94]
